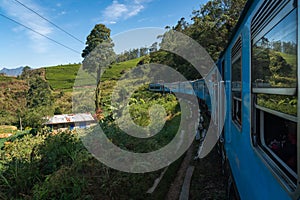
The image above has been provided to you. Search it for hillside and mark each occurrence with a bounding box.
[0,58,144,127]
[45,58,142,91]
[0,75,28,125]
[0,56,186,199]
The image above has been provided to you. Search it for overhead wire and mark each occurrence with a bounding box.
[14,0,85,44]
[0,13,81,54]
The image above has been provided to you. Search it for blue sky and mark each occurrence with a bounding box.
[0,0,208,69]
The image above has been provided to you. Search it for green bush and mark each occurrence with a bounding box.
[32,166,89,200]
[37,131,84,175]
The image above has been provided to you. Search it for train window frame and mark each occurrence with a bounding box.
[257,106,298,179]
[251,0,299,193]
[231,37,242,130]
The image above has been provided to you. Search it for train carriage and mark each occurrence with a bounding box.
[149,0,300,199]
[217,0,300,199]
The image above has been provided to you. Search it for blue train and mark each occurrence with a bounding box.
[149,0,299,199]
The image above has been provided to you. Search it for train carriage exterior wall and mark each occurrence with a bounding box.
[218,0,300,199]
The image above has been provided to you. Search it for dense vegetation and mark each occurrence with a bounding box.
[45,64,81,91]
[0,89,182,199]
[1,50,182,200]
[0,75,28,126]
[146,0,247,80]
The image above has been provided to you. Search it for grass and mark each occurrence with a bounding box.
[0,131,29,155]
[45,64,81,90]
[278,52,297,67]
[101,57,142,81]
[45,58,143,91]
[0,126,17,134]
[0,76,15,82]
[0,138,6,153]
[147,154,185,200]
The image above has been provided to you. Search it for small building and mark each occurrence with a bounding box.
[45,113,97,131]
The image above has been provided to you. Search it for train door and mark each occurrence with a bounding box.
[218,59,227,174]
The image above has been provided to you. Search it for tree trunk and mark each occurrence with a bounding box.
[19,116,23,131]
[95,66,101,111]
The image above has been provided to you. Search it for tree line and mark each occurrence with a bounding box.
[81,0,247,111]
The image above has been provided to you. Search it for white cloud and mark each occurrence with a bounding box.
[102,0,150,24]
[0,0,53,53]
[127,4,144,17]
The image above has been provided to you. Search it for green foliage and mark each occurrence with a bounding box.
[0,75,14,81]
[148,0,247,80]
[252,45,297,87]
[81,24,116,110]
[252,46,271,81]
[101,57,143,81]
[0,130,88,199]
[0,55,185,200]
[38,132,84,175]
[82,24,113,59]
[0,130,29,157]
[99,85,180,153]
[187,0,247,61]
[0,76,28,126]
[150,51,202,80]
[0,125,17,134]
[116,47,148,63]
[23,77,54,128]
[128,89,178,127]
[0,131,45,197]
[19,66,31,80]
[45,64,81,90]
[0,1,251,198]
[32,166,89,200]
[257,94,297,116]
[0,112,182,199]
[27,77,53,108]
[167,0,247,61]
[137,55,151,65]
[2,133,45,162]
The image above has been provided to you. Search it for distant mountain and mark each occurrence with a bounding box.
[0,67,24,76]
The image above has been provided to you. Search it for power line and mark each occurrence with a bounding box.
[14,0,85,44]
[0,13,81,54]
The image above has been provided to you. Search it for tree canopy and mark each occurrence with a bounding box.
[82,24,113,58]
[149,0,247,80]
[23,77,54,128]
[81,24,116,111]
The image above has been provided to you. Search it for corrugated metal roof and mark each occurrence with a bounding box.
[45,113,95,125]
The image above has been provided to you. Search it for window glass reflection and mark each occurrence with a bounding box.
[252,9,297,88]
[257,94,297,116]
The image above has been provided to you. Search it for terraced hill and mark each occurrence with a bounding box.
[0,58,143,127]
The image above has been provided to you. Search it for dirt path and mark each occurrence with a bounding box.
[189,145,227,200]
[165,142,227,200]
[165,145,194,200]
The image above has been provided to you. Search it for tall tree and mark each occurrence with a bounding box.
[186,0,247,60]
[20,66,31,80]
[82,24,112,58]
[82,24,116,111]
[23,77,54,128]
[149,0,247,80]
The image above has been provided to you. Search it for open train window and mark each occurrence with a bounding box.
[255,107,297,183]
[231,37,242,128]
[251,0,298,191]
